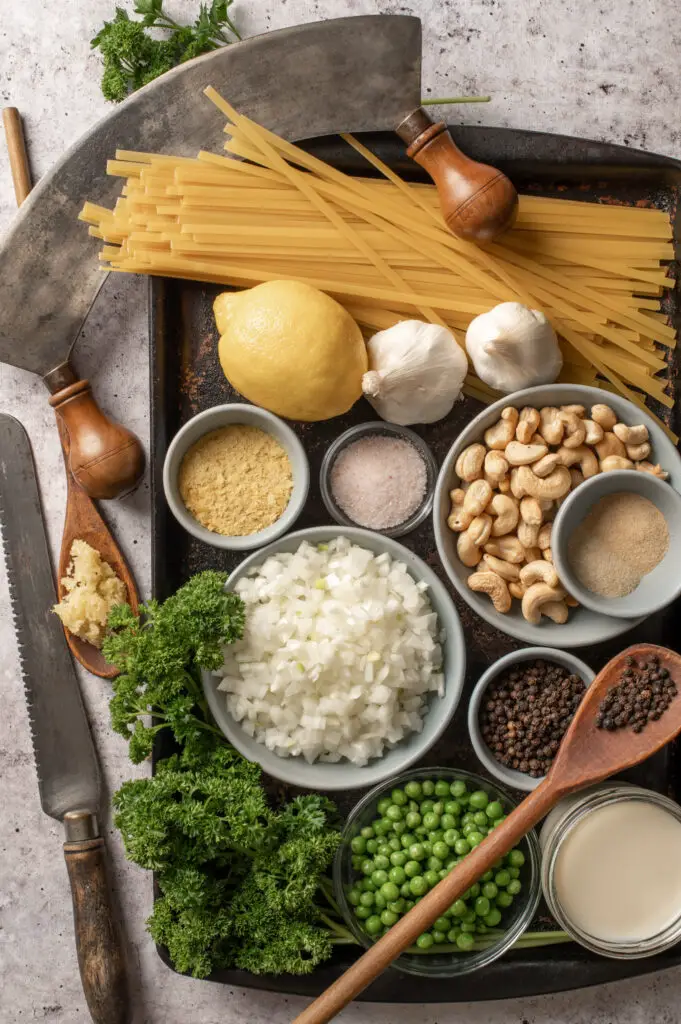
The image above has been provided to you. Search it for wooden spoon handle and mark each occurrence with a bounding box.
[396,109,518,243]
[2,107,31,205]
[49,379,144,500]
[293,780,557,1024]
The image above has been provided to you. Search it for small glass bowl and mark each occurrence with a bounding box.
[333,766,541,977]
[320,422,437,538]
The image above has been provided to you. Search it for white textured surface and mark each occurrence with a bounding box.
[1,2,681,1021]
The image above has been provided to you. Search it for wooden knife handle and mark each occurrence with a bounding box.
[64,833,131,1024]
[50,380,144,500]
[397,109,518,243]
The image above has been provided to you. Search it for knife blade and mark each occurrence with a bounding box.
[0,413,130,1024]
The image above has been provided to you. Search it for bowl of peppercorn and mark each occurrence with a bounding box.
[468,649,595,792]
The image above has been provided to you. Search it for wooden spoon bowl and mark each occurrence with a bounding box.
[294,643,681,1024]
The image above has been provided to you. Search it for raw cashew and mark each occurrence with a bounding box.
[543,548,553,563]
[484,407,519,450]
[565,595,579,608]
[532,452,561,478]
[498,476,511,494]
[560,411,587,449]
[569,468,584,489]
[556,445,599,478]
[489,493,520,536]
[516,464,571,501]
[521,582,567,624]
[463,479,493,516]
[600,455,634,472]
[520,560,559,588]
[596,432,626,460]
[467,571,512,613]
[523,546,542,564]
[626,441,651,462]
[613,422,649,446]
[591,403,617,430]
[484,536,525,563]
[583,419,604,445]
[516,407,541,444]
[509,581,525,600]
[481,554,521,581]
[560,404,586,418]
[457,531,483,568]
[539,407,564,445]
[538,523,552,550]
[517,519,540,549]
[455,443,486,483]
[510,467,526,499]
[449,488,466,506]
[541,600,569,624]
[520,496,544,526]
[484,449,509,484]
[448,507,472,532]
[504,440,549,466]
[467,514,493,547]
[636,461,669,480]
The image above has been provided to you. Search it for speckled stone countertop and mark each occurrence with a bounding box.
[1,2,681,1022]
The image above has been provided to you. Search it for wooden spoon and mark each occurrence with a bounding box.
[293,644,681,1024]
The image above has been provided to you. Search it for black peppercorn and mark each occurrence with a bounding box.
[595,655,677,734]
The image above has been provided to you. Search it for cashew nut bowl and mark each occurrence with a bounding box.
[433,385,681,646]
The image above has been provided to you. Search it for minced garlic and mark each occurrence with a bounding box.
[53,539,127,648]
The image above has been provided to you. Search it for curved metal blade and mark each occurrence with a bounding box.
[0,415,100,820]
[0,15,421,376]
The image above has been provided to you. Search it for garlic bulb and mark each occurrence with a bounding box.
[465,302,562,394]
[362,321,468,425]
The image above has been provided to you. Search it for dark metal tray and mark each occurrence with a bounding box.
[149,126,681,1001]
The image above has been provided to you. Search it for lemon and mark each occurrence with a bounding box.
[214,280,367,421]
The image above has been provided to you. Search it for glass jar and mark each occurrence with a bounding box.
[540,783,681,958]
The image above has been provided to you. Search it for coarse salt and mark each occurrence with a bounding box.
[330,435,427,530]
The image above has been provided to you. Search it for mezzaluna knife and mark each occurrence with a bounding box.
[0,413,130,1024]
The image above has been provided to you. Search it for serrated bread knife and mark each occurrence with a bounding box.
[0,413,130,1024]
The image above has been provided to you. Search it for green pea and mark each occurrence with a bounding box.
[421,841,433,856]
[469,790,489,810]
[454,838,470,856]
[351,836,366,855]
[507,879,522,895]
[484,908,502,928]
[433,916,450,933]
[388,836,402,852]
[460,889,471,902]
[390,850,407,867]
[379,817,394,833]
[483,882,498,899]
[440,813,457,831]
[427,856,443,873]
[373,820,388,836]
[462,813,475,826]
[359,891,375,908]
[495,869,511,887]
[439,868,448,879]
[486,800,504,820]
[377,797,392,815]
[468,831,485,847]
[463,910,476,924]
[432,801,445,816]
[416,932,433,949]
[424,869,440,888]
[409,843,425,861]
[446,859,457,870]
[444,800,461,817]
[391,788,408,806]
[508,866,520,879]
[420,800,435,816]
[432,841,450,861]
[451,899,468,918]
[405,811,421,829]
[386,804,403,822]
[405,780,422,800]
[360,826,375,839]
[360,878,375,892]
[422,780,435,796]
[493,816,507,828]
[474,896,491,917]
[388,899,405,914]
[365,914,382,935]
[392,821,407,836]
[460,921,477,934]
[443,829,460,847]
[404,860,421,879]
[476,923,488,935]
[432,929,447,944]
[430,830,445,844]
[451,780,467,798]
[447,927,461,943]
[400,881,412,898]
[414,826,427,837]
[361,859,374,876]
[377,843,391,858]
[373,892,387,910]
[366,839,378,855]
[496,891,513,908]
[457,931,475,949]
[508,849,525,868]
[388,866,406,886]
[371,869,388,887]
[400,833,416,849]
[481,870,494,882]
[376,853,392,870]
[351,855,362,870]
[355,906,371,919]
[473,811,488,828]
[405,899,415,911]
[408,799,419,813]
[409,875,428,896]
[462,823,477,837]
[381,881,400,901]
[381,909,398,927]
[347,889,361,906]
[422,812,440,830]
[435,780,451,797]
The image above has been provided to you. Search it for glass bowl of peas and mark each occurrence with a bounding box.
[333,767,541,976]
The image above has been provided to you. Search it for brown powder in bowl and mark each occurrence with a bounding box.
[179,424,292,536]
[567,491,669,598]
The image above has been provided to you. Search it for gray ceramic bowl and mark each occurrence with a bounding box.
[467,648,595,792]
[552,470,681,619]
[433,384,681,647]
[202,526,466,791]
[163,404,309,551]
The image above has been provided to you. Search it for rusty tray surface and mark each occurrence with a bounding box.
[149,126,681,1001]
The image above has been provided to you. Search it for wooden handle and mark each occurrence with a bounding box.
[2,107,32,204]
[397,111,518,243]
[50,380,144,500]
[293,780,557,1024]
[64,835,131,1024]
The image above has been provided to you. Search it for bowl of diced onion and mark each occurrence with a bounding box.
[202,526,465,790]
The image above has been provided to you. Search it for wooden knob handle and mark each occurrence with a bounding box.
[397,111,518,243]
[2,107,32,205]
[64,835,131,1024]
[49,380,144,500]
